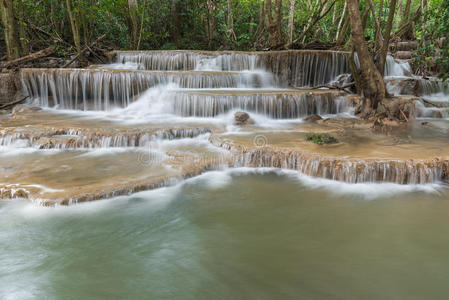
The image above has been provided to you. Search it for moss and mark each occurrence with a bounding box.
[305,132,338,145]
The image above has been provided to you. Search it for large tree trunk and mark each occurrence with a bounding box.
[264,0,283,49]
[0,0,21,60]
[347,0,385,112]
[378,0,398,76]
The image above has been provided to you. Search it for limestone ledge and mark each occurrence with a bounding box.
[210,135,449,185]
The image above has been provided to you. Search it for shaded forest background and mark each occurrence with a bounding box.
[0,0,448,77]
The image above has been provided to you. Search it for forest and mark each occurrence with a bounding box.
[0,0,447,75]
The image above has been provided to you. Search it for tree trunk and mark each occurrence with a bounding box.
[288,0,295,45]
[128,0,138,49]
[17,0,28,55]
[336,14,350,46]
[66,0,82,56]
[378,0,398,76]
[0,0,21,60]
[335,2,347,41]
[227,0,236,41]
[171,0,181,48]
[347,0,385,112]
[399,0,411,29]
[366,0,383,51]
[206,0,216,47]
[265,0,283,49]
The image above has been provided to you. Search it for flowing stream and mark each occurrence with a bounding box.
[1,169,449,299]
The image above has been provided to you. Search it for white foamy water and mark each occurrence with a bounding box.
[384,55,412,77]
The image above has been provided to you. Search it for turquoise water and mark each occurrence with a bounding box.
[1,169,449,300]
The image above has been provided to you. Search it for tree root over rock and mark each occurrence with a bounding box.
[353,95,418,132]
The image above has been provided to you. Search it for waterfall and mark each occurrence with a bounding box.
[212,138,449,185]
[113,50,351,87]
[168,91,349,118]
[115,51,262,71]
[21,68,278,110]
[384,55,412,77]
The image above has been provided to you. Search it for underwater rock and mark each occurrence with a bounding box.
[303,114,323,123]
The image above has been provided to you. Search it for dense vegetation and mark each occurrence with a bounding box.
[0,0,445,53]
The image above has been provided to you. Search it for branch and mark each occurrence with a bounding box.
[1,46,56,69]
[286,0,336,48]
[0,96,28,110]
[62,34,106,68]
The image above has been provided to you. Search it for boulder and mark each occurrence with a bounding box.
[234,112,254,125]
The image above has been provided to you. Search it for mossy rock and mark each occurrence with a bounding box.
[305,132,338,145]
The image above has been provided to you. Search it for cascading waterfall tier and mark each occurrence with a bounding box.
[21,68,277,110]
[212,137,449,185]
[0,127,211,149]
[135,89,349,118]
[111,50,351,87]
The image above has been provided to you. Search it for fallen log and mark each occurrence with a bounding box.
[1,46,56,69]
[62,34,106,68]
[0,96,28,110]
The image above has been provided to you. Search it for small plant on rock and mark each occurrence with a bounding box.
[305,132,338,145]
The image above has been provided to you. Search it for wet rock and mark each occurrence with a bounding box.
[234,112,254,125]
[0,72,18,105]
[394,51,412,60]
[12,105,42,114]
[390,41,418,51]
[385,78,419,96]
[303,114,323,123]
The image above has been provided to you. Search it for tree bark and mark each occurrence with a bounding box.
[227,0,236,41]
[378,0,398,76]
[0,0,21,60]
[335,2,347,41]
[399,0,411,29]
[265,0,283,49]
[347,0,385,111]
[336,14,350,46]
[66,0,82,56]
[288,0,295,45]
[17,0,28,55]
[366,0,383,51]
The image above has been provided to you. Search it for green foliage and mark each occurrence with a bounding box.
[414,0,448,79]
[0,0,445,65]
[305,132,339,145]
